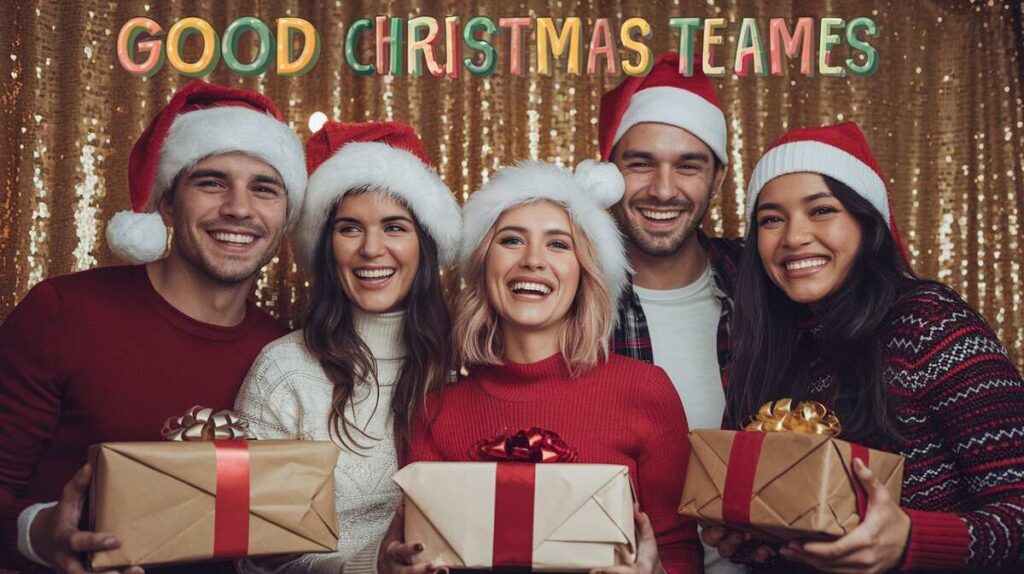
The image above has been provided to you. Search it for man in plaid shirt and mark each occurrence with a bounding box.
[598,52,745,573]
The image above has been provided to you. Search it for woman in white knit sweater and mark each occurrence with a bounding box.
[234,121,462,574]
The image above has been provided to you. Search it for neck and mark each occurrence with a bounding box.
[146,254,255,327]
[501,323,561,364]
[629,233,708,290]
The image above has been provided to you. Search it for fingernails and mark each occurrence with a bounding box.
[414,542,424,552]
[103,536,118,548]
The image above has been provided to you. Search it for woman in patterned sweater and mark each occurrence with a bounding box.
[707,122,1024,572]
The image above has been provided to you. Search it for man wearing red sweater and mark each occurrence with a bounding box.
[0,81,307,573]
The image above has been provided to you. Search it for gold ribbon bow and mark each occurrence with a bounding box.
[161,405,252,441]
[745,398,842,436]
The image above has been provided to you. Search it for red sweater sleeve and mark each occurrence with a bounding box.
[632,365,701,574]
[405,398,445,465]
[0,281,65,566]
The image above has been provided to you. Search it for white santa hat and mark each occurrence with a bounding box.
[599,51,728,163]
[106,80,307,264]
[460,160,632,304]
[295,120,461,267]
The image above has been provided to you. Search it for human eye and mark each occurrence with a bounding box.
[384,223,409,233]
[810,205,839,217]
[195,178,226,191]
[548,239,572,250]
[498,235,524,246]
[336,223,361,235]
[758,215,783,228]
[253,185,283,197]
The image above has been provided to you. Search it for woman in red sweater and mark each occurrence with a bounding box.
[705,122,1024,571]
[404,160,701,574]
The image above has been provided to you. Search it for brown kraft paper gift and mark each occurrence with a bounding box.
[88,440,340,569]
[679,429,904,543]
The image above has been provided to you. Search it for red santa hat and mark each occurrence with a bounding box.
[599,51,728,163]
[747,121,908,259]
[106,80,306,264]
[296,121,461,267]
[460,160,632,304]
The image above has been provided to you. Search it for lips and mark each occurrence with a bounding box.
[638,208,683,222]
[355,267,396,279]
[209,230,258,246]
[783,256,829,271]
[508,277,554,297]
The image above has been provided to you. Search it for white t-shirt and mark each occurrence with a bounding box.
[634,263,726,431]
[635,265,747,574]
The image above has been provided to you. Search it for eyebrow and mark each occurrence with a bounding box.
[496,225,572,238]
[188,169,284,188]
[620,150,711,163]
[756,192,835,213]
[334,215,415,224]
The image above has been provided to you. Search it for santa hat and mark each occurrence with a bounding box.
[460,160,632,304]
[746,121,908,259]
[296,121,461,267]
[599,51,727,163]
[106,80,307,264]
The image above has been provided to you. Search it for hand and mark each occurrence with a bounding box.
[700,525,774,563]
[378,500,445,574]
[779,458,910,573]
[590,506,663,574]
[30,464,144,574]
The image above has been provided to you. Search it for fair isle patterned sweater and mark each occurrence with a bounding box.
[804,284,1024,570]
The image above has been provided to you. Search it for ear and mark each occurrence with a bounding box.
[712,162,729,198]
[156,190,174,226]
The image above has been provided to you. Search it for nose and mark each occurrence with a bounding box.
[359,228,386,258]
[649,164,676,202]
[519,239,546,270]
[220,183,254,220]
[782,216,813,248]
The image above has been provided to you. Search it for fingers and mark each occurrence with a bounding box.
[715,530,747,558]
[700,525,728,545]
[386,541,424,566]
[853,458,890,507]
[752,544,776,563]
[68,531,121,553]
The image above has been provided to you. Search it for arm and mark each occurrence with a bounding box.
[634,367,701,574]
[404,396,445,465]
[894,293,1024,570]
[0,281,64,569]
[233,344,348,574]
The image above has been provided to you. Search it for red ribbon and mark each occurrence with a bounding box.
[720,433,873,527]
[493,463,535,568]
[721,431,766,524]
[472,427,578,463]
[213,440,250,558]
[849,444,870,519]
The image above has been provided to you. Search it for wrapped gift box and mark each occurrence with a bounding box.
[393,462,636,571]
[88,440,340,569]
[679,429,904,543]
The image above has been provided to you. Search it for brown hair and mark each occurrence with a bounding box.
[453,199,613,375]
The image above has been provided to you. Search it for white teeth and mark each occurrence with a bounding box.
[510,281,552,295]
[785,258,828,271]
[211,232,255,245]
[355,268,396,279]
[639,209,682,221]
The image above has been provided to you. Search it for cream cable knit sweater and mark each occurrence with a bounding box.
[234,310,406,574]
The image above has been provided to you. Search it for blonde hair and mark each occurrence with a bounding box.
[453,199,614,375]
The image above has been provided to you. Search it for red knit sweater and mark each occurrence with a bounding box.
[0,265,285,572]
[407,352,701,574]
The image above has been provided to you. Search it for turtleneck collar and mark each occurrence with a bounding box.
[473,352,582,402]
[352,308,407,361]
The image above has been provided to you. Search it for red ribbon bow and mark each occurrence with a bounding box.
[470,427,579,463]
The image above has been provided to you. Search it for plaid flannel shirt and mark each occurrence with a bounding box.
[612,232,744,386]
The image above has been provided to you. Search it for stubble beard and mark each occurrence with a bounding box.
[615,198,711,258]
[173,216,283,285]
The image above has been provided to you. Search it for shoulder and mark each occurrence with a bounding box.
[883,282,990,341]
[42,264,138,299]
[598,354,678,399]
[244,330,326,393]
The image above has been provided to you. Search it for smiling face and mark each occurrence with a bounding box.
[332,191,421,313]
[484,201,581,339]
[611,123,725,257]
[755,172,864,305]
[161,152,288,284]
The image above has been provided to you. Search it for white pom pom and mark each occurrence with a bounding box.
[106,211,167,264]
[573,159,625,208]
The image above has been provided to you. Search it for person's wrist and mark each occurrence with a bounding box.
[28,505,58,565]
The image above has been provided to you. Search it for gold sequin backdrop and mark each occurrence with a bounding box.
[1,1,1022,369]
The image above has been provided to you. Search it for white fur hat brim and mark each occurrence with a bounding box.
[460,160,632,305]
[295,142,462,268]
[151,106,307,224]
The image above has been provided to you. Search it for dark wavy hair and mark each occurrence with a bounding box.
[303,187,453,458]
[726,175,929,444]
